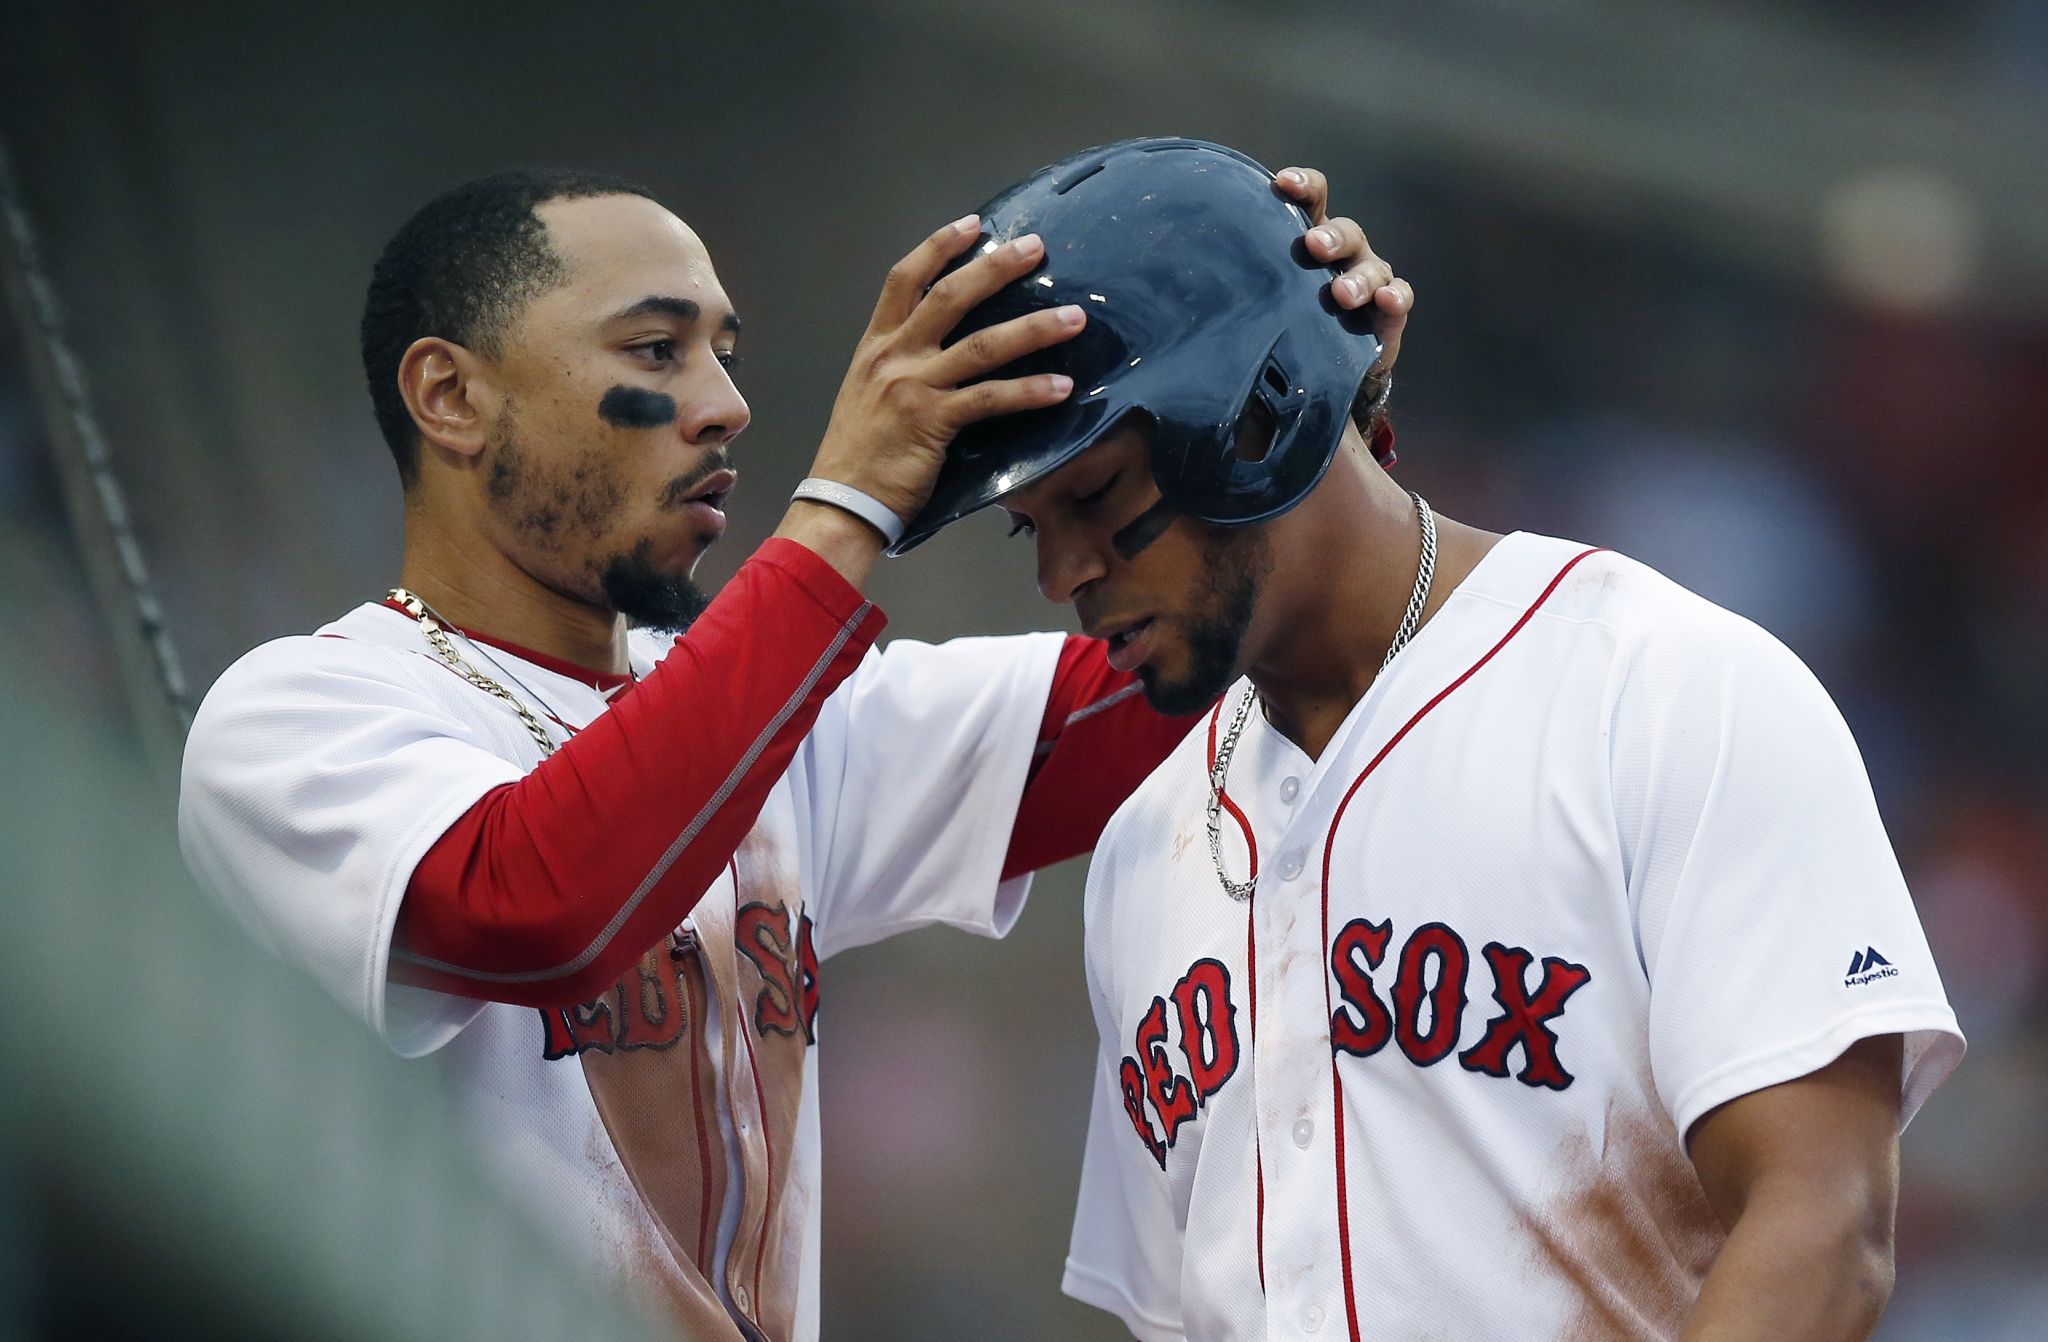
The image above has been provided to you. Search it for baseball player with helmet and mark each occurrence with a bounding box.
[176,163,1407,1341]
[906,138,1966,1340]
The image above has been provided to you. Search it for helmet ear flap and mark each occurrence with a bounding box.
[1156,342,1329,523]
[1235,350,1308,464]
[1212,331,1366,524]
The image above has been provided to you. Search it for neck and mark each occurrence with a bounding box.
[396,500,629,677]
[1245,450,1499,759]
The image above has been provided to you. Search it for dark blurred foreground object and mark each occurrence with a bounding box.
[0,136,192,790]
[0,580,660,1342]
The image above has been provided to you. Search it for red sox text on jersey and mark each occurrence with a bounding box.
[1119,927,1591,1166]
[540,906,821,1060]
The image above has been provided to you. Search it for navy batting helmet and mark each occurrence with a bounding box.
[890,137,1383,555]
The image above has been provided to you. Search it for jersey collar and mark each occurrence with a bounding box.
[378,598,635,695]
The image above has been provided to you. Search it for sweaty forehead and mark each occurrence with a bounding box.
[534,194,728,314]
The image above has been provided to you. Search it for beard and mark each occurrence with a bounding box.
[600,539,710,634]
[611,448,733,633]
[1137,522,1270,716]
[484,402,719,635]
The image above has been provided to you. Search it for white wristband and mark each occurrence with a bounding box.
[790,477,907,548]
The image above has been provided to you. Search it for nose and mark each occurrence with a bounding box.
[678,362,751,445]
[1035,525,1110,606]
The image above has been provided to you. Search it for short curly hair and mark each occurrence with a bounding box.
[359,168,655,484]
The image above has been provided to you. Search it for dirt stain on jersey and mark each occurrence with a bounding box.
[614,1205,749,1342]
[1519,1099,1725,1340]
[577,938,726,1256]
[724,829,811,1342]
[570,939,752,1340]
[557,835,815,1339]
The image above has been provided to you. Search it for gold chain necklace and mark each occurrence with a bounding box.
[387,587,558,758]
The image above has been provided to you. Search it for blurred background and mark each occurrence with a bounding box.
[2,0,2043,1337]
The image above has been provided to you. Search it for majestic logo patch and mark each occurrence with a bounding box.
[1844,946,1896,987]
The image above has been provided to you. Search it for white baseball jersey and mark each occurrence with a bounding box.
[180,600,1063,1341]
[1064,531,1964,1342]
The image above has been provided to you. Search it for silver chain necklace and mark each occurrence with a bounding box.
[1205,493,1437,902]
[387,587,560,758]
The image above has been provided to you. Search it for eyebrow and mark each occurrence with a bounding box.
[610,295,742,333]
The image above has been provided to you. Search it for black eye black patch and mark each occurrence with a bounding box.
[598,385,678,429]
[1112,498,1178,561]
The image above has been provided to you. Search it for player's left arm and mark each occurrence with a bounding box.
[1616,601,1962,1338]
[1681,1033,1903,1341]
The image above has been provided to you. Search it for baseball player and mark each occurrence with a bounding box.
[176,166,1406,1341]
[901,139,1967,1341]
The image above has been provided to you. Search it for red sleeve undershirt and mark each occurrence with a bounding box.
[999,636,1205,881]
[395,547,1198,1009]
[393,538,884,1008]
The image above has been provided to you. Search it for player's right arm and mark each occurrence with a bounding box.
[180,219,1081,1024]
[393,221,1082,1007]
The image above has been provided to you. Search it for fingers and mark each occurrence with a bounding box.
[1376,276,1414,318]
[870,213,983,334]
[1297,215,1386,309]
[1278,166,1399,308]
[1367,278,1415,374]
[942,372,1075,429]
[1304,215,1366,263]
[1273,166,1330,224]
[926,303,1086,386]
[1275,171,1416,370]
[901,232,1048,345]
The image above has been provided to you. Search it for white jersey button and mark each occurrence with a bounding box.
[1278,850,1306,880]
[1292,1117,1314,1149]
[1279,775,1301,804]
[734,1284,751,1314]
[1303,1303,1326,1332]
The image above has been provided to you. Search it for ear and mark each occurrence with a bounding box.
[397,336,495,461]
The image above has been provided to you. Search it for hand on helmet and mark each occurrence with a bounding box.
[809,216,1084,526]
[1274,166,1412,382]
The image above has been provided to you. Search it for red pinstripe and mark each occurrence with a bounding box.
[684,935,716,1266]
[1249,901,1265,1294]
[739,1023,773,1315]
[1319,548,1603,1342]
[730,857,776,1319]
